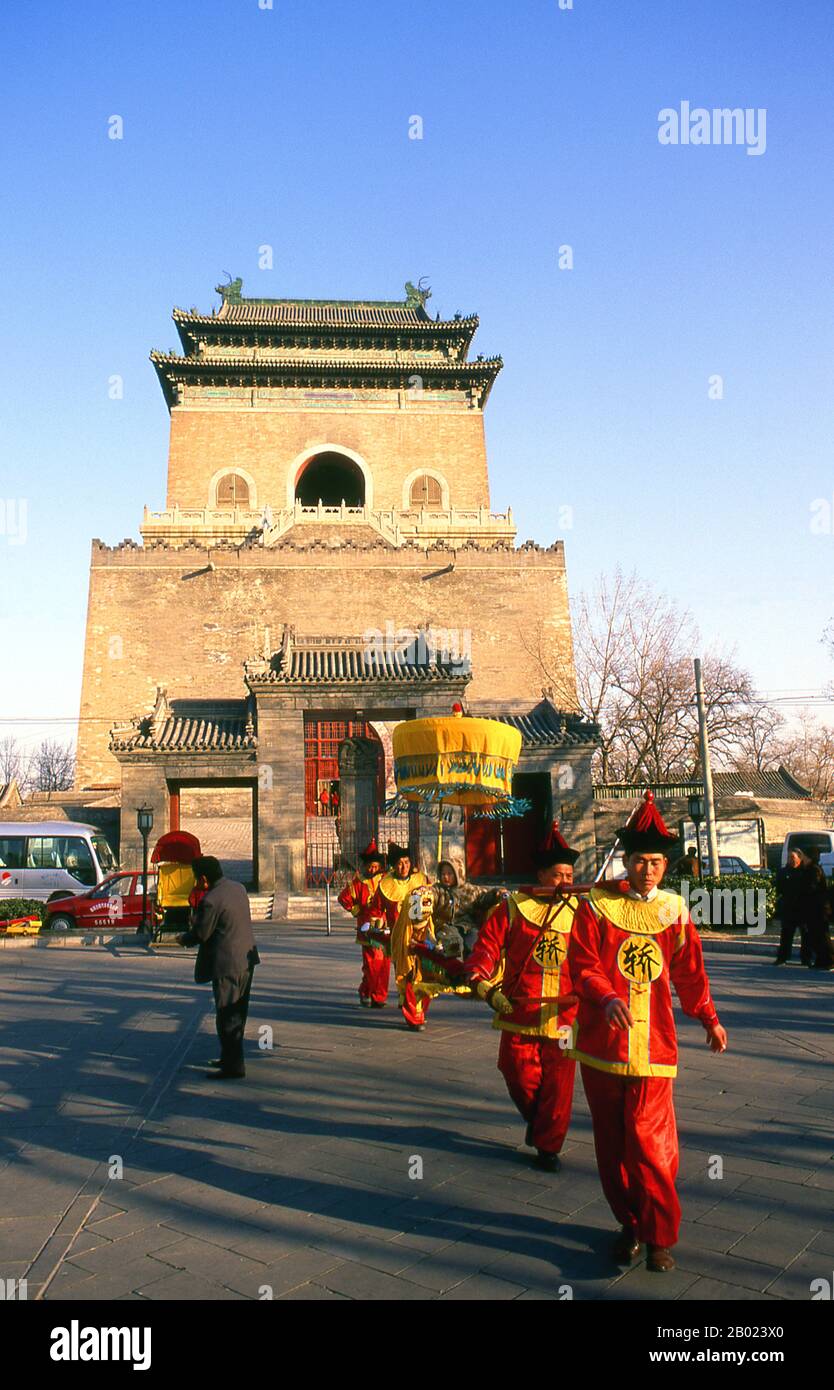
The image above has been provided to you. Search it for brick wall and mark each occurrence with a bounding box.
[166,398,490,512]
[76,539,577,787]
[179,787,252,818]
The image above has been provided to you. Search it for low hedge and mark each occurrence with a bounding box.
[0,898,47,924]
[663,871,776,929]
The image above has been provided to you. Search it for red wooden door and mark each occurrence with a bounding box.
[465,774,550,880]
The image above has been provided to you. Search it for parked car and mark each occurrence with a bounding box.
[717,855,765,876]
[696,854,765,876]
[44,871,157,932]
[0,822,118,901]
[780,831,834,878]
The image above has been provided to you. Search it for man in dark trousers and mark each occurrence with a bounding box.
[179,856,260,1080]
[774,849,812,966]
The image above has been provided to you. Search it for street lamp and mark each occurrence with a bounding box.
[687,793,706,875]
[137,806,154,934]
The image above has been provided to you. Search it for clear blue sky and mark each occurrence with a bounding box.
[1,0,832,753]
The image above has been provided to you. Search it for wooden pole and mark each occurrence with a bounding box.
[694,657,721,880]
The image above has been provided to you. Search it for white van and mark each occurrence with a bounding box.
[0,822,119,901]
[781,831,834,878]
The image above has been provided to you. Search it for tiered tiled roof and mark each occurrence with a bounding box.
[110,693,256,754]
[594,766,813,803]
[176,301,478,329]
[491,700,600,749]
[713,768,812,801]
[151,352,501,409]
[245,629,470,688]
[157,280,497,405]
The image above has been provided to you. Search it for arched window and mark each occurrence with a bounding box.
[409,474,444,510]
[295,453,365,508]
[216,473,251,509]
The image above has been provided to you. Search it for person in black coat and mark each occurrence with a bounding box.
[179,856,261,1079]
[774,851,811,965]
[801,847,833,971]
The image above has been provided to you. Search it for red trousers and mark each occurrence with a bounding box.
[497,1031,576,1156]
[580,1064,681,1247]
[359,946,390,1004]
[400,980,431,1028]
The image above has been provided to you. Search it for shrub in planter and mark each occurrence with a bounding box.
[663,872,775,930]
[0,899,46,924]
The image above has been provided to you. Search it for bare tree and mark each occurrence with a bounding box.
[551,570,784,783]
[26,740,75,793]
[693,653,767,774]
[727,702,786,776]
[570,571,644,780]
[823,619,834,678]
[0,735,25,787]
[770,711,834,804]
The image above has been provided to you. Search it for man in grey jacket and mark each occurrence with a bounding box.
[179,856,260,1080]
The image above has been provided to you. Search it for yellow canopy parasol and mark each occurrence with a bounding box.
[392,711,522,807]
[391,707,526,865]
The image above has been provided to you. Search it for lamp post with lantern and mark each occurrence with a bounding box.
[137,806,154,934]
[687,793,705,876]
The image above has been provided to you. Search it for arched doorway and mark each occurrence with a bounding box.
[295,452,365,507]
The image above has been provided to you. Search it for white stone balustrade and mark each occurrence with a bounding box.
[140,502,516,548]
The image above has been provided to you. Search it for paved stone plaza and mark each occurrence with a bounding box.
[1,930,833,1302]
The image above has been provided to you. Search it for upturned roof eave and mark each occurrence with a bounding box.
[150,350,503,371]
[172,307,479,328]
[245,673,472,692]
[149,351,503,410]
[171,318,480,356]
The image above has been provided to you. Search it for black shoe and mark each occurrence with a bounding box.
[205,1070,245,1080]
[370,1000,387,1009]
[532,1150,561,1172]
[405,1022,425,1031]
[773,958,787,966]
[207,1058,223,1068]
[359,996,372,1007]
[612,1226,641,1264]
[524,1122,534,1148]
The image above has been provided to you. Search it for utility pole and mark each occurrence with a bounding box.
[694,658,720,879]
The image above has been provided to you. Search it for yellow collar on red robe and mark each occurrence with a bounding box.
[379,871,427,905]
[511,891,578,933]
[589,885,684,936]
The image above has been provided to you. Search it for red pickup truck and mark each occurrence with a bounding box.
[44,871,158,931]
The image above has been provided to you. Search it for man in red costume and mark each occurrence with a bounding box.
[337,839,388,1008]
[369,842,429,1029]
[568,791,728,1272]
[464,824,580,1172]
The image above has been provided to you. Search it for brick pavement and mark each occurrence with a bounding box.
[179,817,252,884]
[1,930,833,1301]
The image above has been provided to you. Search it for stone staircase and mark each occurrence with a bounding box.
[286,894,340,925]
[247,892,340,925]
[247,892,275,922]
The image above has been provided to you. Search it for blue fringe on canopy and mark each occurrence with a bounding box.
[471,798,533,820]
[383,791,533,820]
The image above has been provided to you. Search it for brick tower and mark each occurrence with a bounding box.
[77,279,597,891]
